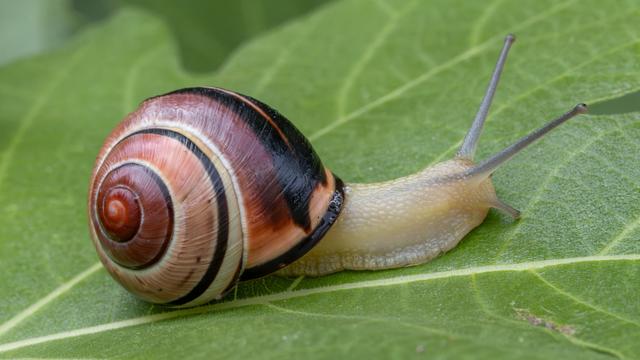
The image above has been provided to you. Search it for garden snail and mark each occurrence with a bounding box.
[88,34,588,307]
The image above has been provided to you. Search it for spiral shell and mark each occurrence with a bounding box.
[88,87,344,306]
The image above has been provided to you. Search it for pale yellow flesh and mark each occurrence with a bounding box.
[279,159,500,276]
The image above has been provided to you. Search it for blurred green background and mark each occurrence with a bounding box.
[0,0,331,71]
[0,0,637,114]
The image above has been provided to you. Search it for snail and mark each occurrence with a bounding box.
[88,34,588,307]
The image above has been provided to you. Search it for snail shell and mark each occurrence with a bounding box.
[88,87,344,306]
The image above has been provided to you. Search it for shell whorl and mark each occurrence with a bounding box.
[88,87,344,306]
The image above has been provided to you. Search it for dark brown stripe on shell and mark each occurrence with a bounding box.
[215,88,291,147]
[240,176,345,280]
[220,259,244,296]
[158,87,327,233]
[123,128,230,306]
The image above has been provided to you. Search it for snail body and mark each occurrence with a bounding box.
[279,158,497,276]
[89,35,588,306]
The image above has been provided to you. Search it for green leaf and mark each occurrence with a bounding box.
[121,0,333,72]
[1,0,640,358]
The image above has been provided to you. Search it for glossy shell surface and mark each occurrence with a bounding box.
[88,87,343,306]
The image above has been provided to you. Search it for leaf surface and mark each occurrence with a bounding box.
[0,0,639,358]
[122,0,332,72]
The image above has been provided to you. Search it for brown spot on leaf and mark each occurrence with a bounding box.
[515,308,576,336]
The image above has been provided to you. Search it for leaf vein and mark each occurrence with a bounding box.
[0,254,638,354]
[308,0,577,141]
[0,263,102,339]
[252,17,321,97]
[335,0,419,118]
[494,124,631,260]
[122,45,167,113]
[427,37,640,168]
[468,0,505,47]
[0,47,87,194]
[530,270,640,328]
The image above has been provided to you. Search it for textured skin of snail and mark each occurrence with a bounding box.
[88,87,344,306]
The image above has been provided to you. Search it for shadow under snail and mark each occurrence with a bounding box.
[88,34,588,307]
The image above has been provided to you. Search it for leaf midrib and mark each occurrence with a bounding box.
[0,254,638,354]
